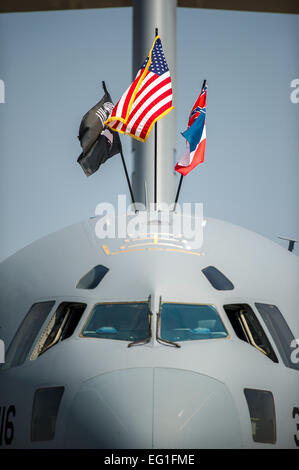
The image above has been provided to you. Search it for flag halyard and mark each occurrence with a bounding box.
[105,36,174,142]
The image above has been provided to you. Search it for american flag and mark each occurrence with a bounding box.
[105,36,174,142]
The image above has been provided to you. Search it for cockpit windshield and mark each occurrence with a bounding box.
[160,303,228,342]
[81,302,150,342]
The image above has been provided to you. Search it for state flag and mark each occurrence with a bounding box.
[175,82,207,176]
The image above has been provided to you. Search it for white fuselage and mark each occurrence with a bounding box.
[0,216,298,448]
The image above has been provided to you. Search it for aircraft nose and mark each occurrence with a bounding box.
[152,368,243,448]
[64,368,243,448]
[65,367,153,448]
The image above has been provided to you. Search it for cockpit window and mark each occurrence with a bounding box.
[224,304,278,363]
[255,303,299,371]
[160,303,228,343]
[3,301,55,369]
[244,388,276,444]
[81,302,150,342]
[202,266,234,290]
[31,302,87,360]
[76,265,109,289]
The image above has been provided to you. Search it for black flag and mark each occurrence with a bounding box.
[77,82,121,176]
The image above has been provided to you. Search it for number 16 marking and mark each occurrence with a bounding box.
[0,405,16,446]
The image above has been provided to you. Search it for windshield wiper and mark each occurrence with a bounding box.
[156,297,181,348]
[128,296,153,348]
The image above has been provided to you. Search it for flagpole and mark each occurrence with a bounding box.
[120,146,136,208]
[174,79,207,210]
[101,81,136,208]
[174,174,183,210]
[154,27,158,210]
[102,80,108,94]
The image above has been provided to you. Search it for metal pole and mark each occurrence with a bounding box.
[102,80,136,206]
[174,174,183,209]
[132,0,177,207]
[154,27,158,209]
[120,147,136,207]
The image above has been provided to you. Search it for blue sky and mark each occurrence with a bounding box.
[0,7,298,260]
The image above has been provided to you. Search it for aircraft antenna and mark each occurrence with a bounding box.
[277,236,299,253]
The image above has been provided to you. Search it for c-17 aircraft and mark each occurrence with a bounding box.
[0,0,299,450]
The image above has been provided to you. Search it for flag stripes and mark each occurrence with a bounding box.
[105,36,174,142]
[109,73,172,138]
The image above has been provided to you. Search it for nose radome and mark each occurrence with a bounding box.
[153,368,243,449]
[64,368,243,449]
[64,368,153,448]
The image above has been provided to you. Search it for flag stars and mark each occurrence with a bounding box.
[144,39,169,75]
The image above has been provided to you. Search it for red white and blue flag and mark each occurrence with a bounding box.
[175,82,207,176]
[105,36,174,142]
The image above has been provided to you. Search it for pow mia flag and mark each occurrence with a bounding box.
[77,82,121,176]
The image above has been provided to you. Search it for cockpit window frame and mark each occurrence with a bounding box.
[254,302,299,372]
[2,300,56,370]
[158,300,231,345]
[30,301,87,360]
[223,303,279,364]
[79,300,152,344]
